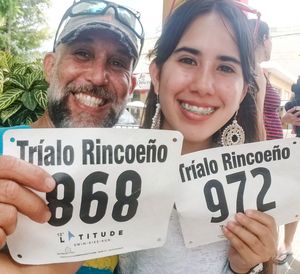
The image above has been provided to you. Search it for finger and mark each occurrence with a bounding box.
[236,213,275,248]
[244,210,277,237]
[0,228,6,249]
[223,224,259,266]
[0,155,56,192]
[0,180,52,223]
[0,203,17,235]
[224,219,263,257]
[287,107,296,113]
[233,212,276,259]
[293,122,300,126]
[294,110,300,116]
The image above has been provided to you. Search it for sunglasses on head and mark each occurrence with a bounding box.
[233,0,261,37]
[54,0,144,56]
[166,0,261,37]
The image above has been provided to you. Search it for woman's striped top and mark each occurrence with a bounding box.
[263,78,283,140]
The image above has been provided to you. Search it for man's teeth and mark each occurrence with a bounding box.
[181,102,215,115]
[75,93,104,107]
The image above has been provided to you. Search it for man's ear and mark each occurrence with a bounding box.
[149,61,160,95]
[129,75,137,95]
[43,52,55,84]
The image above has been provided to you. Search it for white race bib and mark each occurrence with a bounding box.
[176,138,300,247]
[4,128,183,264]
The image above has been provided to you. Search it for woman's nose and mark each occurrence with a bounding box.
[190,66,215,96]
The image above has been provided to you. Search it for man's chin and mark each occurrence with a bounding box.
[58,116,118,128]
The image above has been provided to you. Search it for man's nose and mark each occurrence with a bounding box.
[86,62,109,86]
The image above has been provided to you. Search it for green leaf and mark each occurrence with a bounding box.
[32,79,48,91]
[24,115,33,125]
[21,91,37,111]
[0,89,23,110]
[34,89,47,109]
[25,70,43,90]
[11,63,27,75]
[7,74,26,89]
[8,108,31,125]
[34,107,44,120]
[0,70,3,94]
[0,103,22,123]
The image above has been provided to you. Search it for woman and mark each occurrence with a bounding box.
[248,19,282,141]
[249,18,298,266]
[118,0,277,273]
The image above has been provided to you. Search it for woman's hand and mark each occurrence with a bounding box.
[223,210,277,273]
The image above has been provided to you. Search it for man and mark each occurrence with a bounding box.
[0,0,144,273]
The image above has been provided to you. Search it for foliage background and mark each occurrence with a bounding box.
[0,0,50,126]
[0,0,50,57]
[0,51,48,126]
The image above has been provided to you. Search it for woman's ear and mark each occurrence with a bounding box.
[149,61,160,95]
[240,83,249,103]
[43,53,55,84]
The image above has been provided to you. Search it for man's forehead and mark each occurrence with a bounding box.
[66,29,133,56]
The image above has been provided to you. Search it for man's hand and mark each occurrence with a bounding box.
[0,155,56,248]
[223,210,277,273]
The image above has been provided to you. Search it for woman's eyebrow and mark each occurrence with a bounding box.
[218,55,241,65]
[173,47,200,55]
[174,47,241,65]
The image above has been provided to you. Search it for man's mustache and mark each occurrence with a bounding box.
[64,84,115,101]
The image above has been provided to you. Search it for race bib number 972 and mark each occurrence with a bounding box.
[176,138,300,247]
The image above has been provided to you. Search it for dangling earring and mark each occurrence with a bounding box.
[220,112,245,146]
[151,95,161,129]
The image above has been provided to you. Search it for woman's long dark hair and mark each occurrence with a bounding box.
[142,0,260,143]
[249,19,270,47]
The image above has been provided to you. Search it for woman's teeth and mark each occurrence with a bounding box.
[181,102,215,115]
[75,93,104,107]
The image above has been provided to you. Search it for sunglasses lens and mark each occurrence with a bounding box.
[70,1,143,38]
[71,2,107,15]
[118,7,143,38]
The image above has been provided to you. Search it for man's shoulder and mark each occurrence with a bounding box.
[0,125,30,135]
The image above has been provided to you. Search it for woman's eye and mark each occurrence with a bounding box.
[179,57,197,66]
[219,65,235,73]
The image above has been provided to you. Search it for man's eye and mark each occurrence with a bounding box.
[110,58,129,70]
[179,57,197,66]
[218,65,235,73]
[74,50,91,60]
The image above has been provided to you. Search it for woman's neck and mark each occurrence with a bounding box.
[255,45,267,64]
[181,138,214,155]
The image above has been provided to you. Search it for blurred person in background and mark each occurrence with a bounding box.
[249,18,298,266]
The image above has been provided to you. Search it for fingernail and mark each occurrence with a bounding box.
[245,209,254,216]
[45,177,56,191]
[43,211,52,222]
[227,221,235,228]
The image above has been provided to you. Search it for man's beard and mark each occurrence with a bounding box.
[47,81,126,128]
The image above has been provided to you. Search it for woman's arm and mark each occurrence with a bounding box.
[255,67,267,141]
